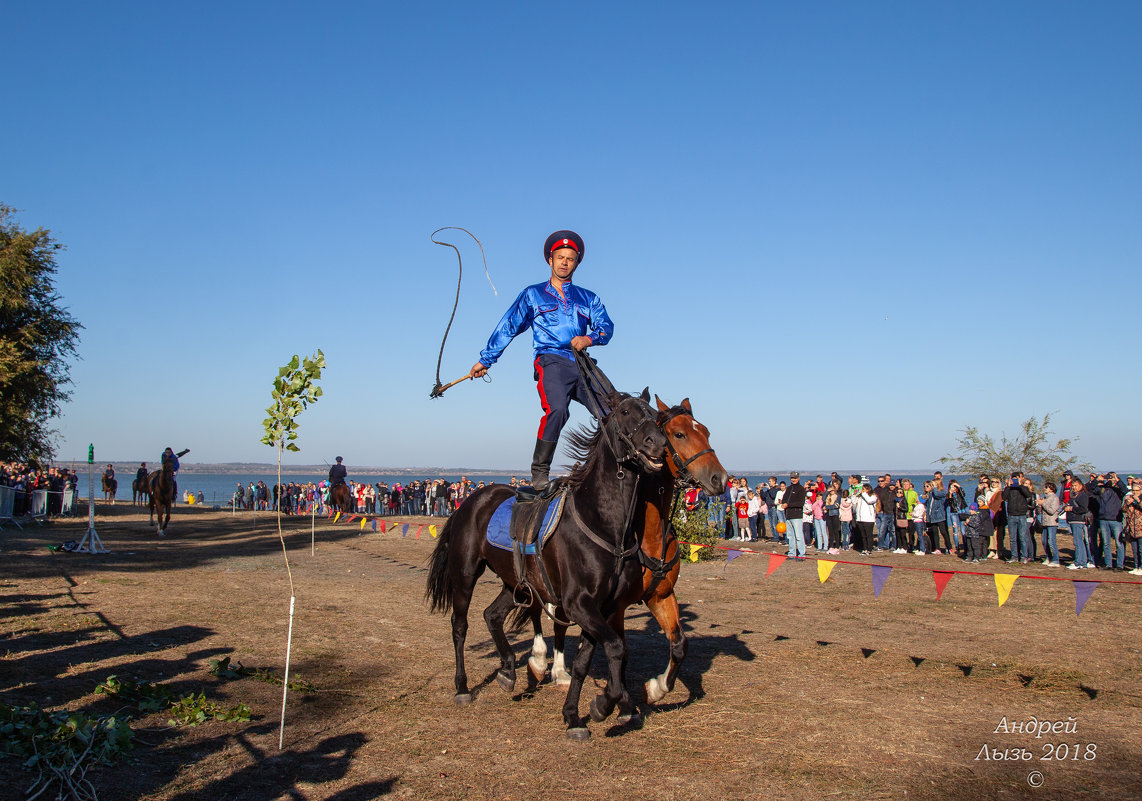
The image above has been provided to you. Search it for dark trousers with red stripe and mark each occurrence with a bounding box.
[534,354,598,443]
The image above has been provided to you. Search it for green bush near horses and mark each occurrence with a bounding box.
[671,503,722,562]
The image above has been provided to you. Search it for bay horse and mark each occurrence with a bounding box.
[329,483,354,513]
[538,396,728,706]
[132,476,150,506]
[426,390,667,740]
[148,459,176,536]
[101,475,117,504]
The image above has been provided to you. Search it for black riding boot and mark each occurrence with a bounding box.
[531,438,558,491]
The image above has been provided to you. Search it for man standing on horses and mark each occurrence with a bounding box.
[329,456,348,487]
[468,230,614,490]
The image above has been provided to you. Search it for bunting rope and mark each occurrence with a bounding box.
[298,512,1140,615]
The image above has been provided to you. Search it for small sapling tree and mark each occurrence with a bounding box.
[261,350,325,749]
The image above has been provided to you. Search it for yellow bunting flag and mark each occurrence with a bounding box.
[994,573,1018,607]
[360,517,367,530]
[430,525,438,538]
[817,560,837,583]
[688,544,702,562]
[333,511,341,523]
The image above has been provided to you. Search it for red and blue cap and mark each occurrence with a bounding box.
[544,230,584,263]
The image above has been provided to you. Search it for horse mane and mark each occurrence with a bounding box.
[562,391,629,487]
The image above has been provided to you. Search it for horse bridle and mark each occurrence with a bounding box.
[658,406,716,488]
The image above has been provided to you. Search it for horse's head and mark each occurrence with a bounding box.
[604,388,667,474]
[655,395,727,496]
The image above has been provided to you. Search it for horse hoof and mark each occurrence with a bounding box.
[495,671,515,693]
[565,727,590,742]
[589,695,611,723]
[453,693,473,707]
[527,660,546,683]
[552,669,572,686]
[616,711,643,728]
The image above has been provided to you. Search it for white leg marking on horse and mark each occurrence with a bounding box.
[528,633,547,677]
[552,649,571,685]
[645,672,669,704]
[545,603,556,617]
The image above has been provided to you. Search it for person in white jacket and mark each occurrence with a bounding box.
[853,484,878,554]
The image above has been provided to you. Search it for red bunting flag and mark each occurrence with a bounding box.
[932,571,955,601]
[416,524,424,539]
[345,515,357,524]
[766,554,787,577]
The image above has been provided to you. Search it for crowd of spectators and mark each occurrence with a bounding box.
[0,462,79,517]
[692,469,1142,575]
[231,475,523,517]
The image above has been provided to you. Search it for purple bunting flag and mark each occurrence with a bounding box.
[871,565,893,599]
[724,549,743,570]
[1073,580,1099,617]
[401,523,409,537]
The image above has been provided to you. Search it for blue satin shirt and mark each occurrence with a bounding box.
[478,279,614,367]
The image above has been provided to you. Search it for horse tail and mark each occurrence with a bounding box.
[506,604,534,632]
[425,514,455,613]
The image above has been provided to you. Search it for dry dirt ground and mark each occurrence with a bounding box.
[1,504,1140,801]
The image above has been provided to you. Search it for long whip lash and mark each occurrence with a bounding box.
[429,227,497,398]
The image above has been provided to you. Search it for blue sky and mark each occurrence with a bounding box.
[5,1,1140,471]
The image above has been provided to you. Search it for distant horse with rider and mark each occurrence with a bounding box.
[149,448,188,536]
[101,473,117,504]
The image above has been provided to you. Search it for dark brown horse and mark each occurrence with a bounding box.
[538,396,727,705]
[132,476,150,506]
[329,483,353,513]
[426,390,667,740]
[148,459,177,536]
[101,474,117,504]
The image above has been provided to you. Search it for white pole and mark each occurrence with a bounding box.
[279,594,295,750]
[311,504,315,556]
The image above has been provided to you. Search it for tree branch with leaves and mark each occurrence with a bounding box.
[938,412,1093,481]
[260,350,325,749]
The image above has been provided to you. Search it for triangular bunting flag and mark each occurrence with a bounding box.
[379,520,386,532]
[932,571,955,601]
[360,517,367,530]
[870,565,892,598]
[817,560,837,583]
[333,511,341,523]
[724,549,742,570]
[401,523,408,537]
[430,525,438,538]
[688,544,702,562]
[766,553,787,577]
[416,524,423,539]
[1073,580,1099,617]
[994,573,1018,607]
[371,519,378,532]
[345,515,357,524]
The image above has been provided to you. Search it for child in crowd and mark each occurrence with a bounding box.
[912,498,928,554]
[962,502,992,563]
[735,493,750,541]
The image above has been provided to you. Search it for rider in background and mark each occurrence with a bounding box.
[329,456,348,488]
[136,462,148,488]
[161,447,190,500]
[103,463,115,484]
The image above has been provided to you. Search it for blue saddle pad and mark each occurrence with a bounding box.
[486,496,560,554]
